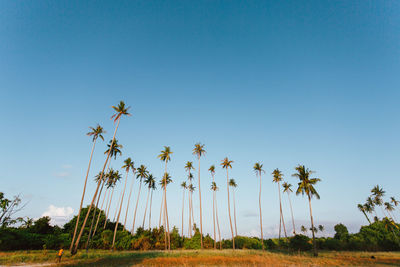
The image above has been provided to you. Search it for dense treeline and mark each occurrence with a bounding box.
[1,205,400,252]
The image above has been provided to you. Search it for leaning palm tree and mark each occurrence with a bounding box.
[159,172,172,250]
[272,168,287,239]
[211,181,222,249]
[103,169,122,229]
[282,182,296,235]
[221,157,235,249]
[142,174,155,228]
[253,162,265,249]
[209,165,217,249]
[185,162,195,237]
[91,170,112,238]
[358,204,371,224]
[229,178,238,237]
[292,165,321,257]
[148,177,156,229]
[366,196,378,218]
[180,181,187,240]
[131,165,149,233]
[158,146,173,250]
[112,157,134,249]
[123,164,136,230]
[193,143,206,248]
[70,124,105,251]
[384,202,396,221]
[71,100,131,255]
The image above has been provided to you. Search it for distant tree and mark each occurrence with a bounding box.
[221,157,235,249]
[0,192,25,228]
[272,169,287,239]
[193,143,206,249]
[253,162,265,249]
[358,204,371,224]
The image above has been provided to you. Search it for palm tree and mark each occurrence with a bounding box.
[148,177,156,229]
[209,165,217,249]
[70,125,105,251]
[158,146,173,250]
[131,165,149,233]
[111,158,133,249]
[366,196,378,218]
[143,174,155,228]
[292,165,321,257]
[185,162,195,238]
[159,172,172,250]
[193,143,206,248]
[358,204,371,224]
[187,183,195,237]
[211,181,222,249]
[318,225,324,236]
[300,225,307,235]
[91,170,111,238]
[282,182,296,235]
[123,164,136,230]
[180,181,187,240]
[363,203,374,222]
[221,157,235,249]
[371,185,386,217]
[253,162,265,249]
[229,178,238,237]
[385,202,396,221]
[71,101,130,255]
[103,169,122,229]
[272,168,287,239]
[391,197,400,212]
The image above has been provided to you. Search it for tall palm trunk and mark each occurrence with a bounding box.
[149,189,153,229]
[71,118,120,255]
[232,187,238,237]
[361,209,371,224]
[159,191,164,228]
[123,173,135,230]
[112,170,128,250]
[191,191,195,230]
[181,188,185,241]
[70,139,97,251]
[226,168,235,249]
[308,193,318,257]
[287,192,296,234]
[93,187,108,237]
[188,189,192,237]
[131,179,142,233]
[212,175,216,249]
[163,162,171,250]
[113,191,122,222]
[104,187,115,229]
[142,187,150,228]
[258,172,264,250]
[215,192,222,250]
[198,158,203,249]
[278,182,287,238]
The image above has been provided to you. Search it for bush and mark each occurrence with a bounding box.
[289,235,312,251]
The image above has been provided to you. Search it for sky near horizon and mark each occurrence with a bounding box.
[1,1,399,237]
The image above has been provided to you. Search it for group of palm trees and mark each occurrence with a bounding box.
[69,101,322,256]
[358,185,399,226]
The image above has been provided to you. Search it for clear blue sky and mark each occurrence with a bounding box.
[1,0,399,237]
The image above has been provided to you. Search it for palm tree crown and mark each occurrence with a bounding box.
[221,157,233,169]
[87,124,105,142]
[292,165,321,199]
[371,185,385,198]
[209,165,215,175]
[185,161,195,172]
[106,169,122,188]
[158,146,173,162]
[160,173,172,188]
[253,162,265,175]
[282,182,292,193]
[122,158,134,173]
[136,165,149,181]
[193,143,206,159]
[145,174,156,189]
[272,169,283,183]
[104,139,123,159]
[181,181,187,189]
[211,181,218,191]
[111,101,131,122]
[229,179,237,187]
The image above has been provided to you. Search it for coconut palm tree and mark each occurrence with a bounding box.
[272,168,287,239]
[159,172,172,250]
[253,162,265,249]
[131,165,148,233]
[292,165,321,257]
[208,165,217,249]
[366,196,378,218]
[282,182,296,235]
[318,225,324,237]
[391,197,400,212]
[111,158,134,249]
[103,169,122,229]
[185,162,195,237]
[363,202,374,221]
[193,143,206,248]
[358,204,371,224]
[158,146,173,250]
[211,181,222,249]
[123,164,136,230]
[385,202,396,221]
[180,181,187,240]
[229,178,238,237]
[300,225,307,235]
[70,125,105,251]
[148,177,156,229]
[143,174,155,229]
[71,101,130,255]
[187,182,195,237]
[221,157,235,249]
[91,170,112,238]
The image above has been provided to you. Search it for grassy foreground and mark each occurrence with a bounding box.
[1,250,400,266]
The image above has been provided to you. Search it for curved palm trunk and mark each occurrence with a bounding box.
[149,189,153,229]
[112,170,128,250]
[278,182,287,238]
[142,187,150,228]
[113,191,122,222]
[70,139,97,251]
[181,188,185,241]
[131,179,142,233]
[226,168,235,249]
[233,188,238,237]
[71,118,120,255]
[93,187,108,237]
[308,193,318,257]
[198,158,203,249]
[104,187,115,229]
[215,192,222,250]
[258,172,264,250]
[361,209,371,224]
[123,174,135,230]
[287,193,296,234]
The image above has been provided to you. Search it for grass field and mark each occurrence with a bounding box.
[1,250,400,266]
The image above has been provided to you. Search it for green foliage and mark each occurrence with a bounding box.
[334,223,349,241]
[289,235,312,251]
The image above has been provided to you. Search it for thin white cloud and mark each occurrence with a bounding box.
[42,205,74,226]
